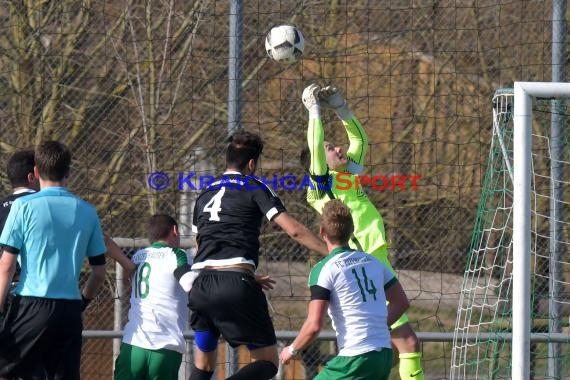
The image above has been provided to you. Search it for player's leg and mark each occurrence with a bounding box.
[225,345,278,380]
[390,321,424,379]
[203,270,278,380]
[0,296,56,378]
[190,352,216,380]
[188,271,220,380]
[147,347,183,380]
[44,299,83,379]
[114,343,151,379]
[189,331,218,380]
[0,294,22,377]
[371,248,425,380]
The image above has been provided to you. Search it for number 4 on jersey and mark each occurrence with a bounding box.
[203,187,226,221]
[351,267,377,302]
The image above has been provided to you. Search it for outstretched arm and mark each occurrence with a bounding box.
[307,118,328,176]
[273,212,328,256]
[343,117,368,170]
[104,233,136,275]
[303,84,328,176]
[319,86,368,172]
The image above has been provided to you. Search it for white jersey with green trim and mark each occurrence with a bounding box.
[309,248,396,356]
[122,242,193,353]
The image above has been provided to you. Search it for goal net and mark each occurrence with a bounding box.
[451,84,570,379]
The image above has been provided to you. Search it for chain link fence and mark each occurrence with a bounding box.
[0,0,562,378]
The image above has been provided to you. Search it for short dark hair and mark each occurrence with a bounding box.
[225,129,264,171]
[35,141,71,182]
[147,214,178,242]
[7,150,35,188]
[321,199,354,245]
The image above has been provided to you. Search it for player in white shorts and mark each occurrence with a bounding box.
[280,200,410,380]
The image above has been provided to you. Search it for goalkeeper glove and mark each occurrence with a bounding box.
[302,83,321,119]
[318,85,352,120]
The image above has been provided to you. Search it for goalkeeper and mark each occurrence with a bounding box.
[299,83,425,380]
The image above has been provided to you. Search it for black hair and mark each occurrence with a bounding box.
[7,150,35,187]
[225,129,264,171]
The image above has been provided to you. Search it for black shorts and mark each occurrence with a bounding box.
[0,295,83,379]
[189,269,277,348]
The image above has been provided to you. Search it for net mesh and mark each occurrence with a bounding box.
[451,88,570,379]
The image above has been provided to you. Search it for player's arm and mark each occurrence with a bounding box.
[280,282,330,364]
[303,84,328,176]
[81,213,108,310]
[343,117,368,171]
[173,248,198,292]
[103,233,136,278]
[255,274,276,291]
[0,251,17,314]
[0,200,23,312]
[81,259,106,310]
[319,85,368,172]
[250,176,327,256]
[280,297,328,365]
[385,278,410,326]
[273,212,328,256]
[307,118,328,176]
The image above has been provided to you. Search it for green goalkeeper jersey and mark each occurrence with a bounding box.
[306,116,390,267]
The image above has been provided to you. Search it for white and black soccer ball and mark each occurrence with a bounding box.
[265,25,304,64]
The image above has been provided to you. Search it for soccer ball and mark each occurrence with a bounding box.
[265,25,304,63]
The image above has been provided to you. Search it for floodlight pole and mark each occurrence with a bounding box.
[228,0,243,137]
[226,0,243,376]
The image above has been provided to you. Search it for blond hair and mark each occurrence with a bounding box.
[321,199,354,244]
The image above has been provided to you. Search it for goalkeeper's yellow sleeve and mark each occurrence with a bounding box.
[343,116,368,168]
[307,117,328,176]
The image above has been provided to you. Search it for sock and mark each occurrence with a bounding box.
[399,352,425,380]
[225,360,277,380]
[189,366,214,380]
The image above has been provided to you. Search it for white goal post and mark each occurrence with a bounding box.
[513,81,570,379]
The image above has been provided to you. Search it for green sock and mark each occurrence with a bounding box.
[399,352,425,380]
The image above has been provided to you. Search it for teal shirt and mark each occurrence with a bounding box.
[0,187,106,299]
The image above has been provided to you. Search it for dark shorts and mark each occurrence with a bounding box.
[189,269,277,349]
[0,295,83,379]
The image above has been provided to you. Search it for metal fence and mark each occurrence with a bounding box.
[80,258,455,379]
[0,0,565,379]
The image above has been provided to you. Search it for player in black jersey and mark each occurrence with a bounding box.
[189,130,328,380]
[0,150,38,288]
[0,150,38,232]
